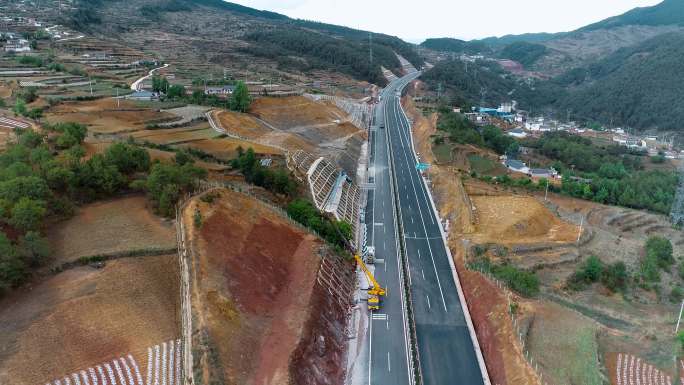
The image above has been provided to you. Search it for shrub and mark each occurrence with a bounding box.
[671,286,684,303]
[601,262,628,292]
[491,264,540,297]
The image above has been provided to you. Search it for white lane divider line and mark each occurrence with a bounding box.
[387,352,391,373]
[426,295,431,309]
[421,269,425,279]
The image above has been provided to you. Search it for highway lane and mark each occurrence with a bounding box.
[365,84,412,385]
[382,74,486,385]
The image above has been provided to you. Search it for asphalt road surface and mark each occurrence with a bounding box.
[365,73,486,385]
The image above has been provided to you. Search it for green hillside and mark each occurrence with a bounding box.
[557,32,684,130]
[421,59,564,109]
[579,0,684,31]
[420,38,491,54]
[498,41,548,67]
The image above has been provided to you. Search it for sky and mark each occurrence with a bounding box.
[229,0,663,42]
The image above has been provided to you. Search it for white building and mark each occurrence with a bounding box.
[507,128,528,139]
[4,39,31,52]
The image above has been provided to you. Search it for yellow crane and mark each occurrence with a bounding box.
[328,218,386,311]
[354,254,386,310]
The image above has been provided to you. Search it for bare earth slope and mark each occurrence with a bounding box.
[184,189,351,385]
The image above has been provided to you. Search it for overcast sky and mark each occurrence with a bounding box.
[229,0,663,42]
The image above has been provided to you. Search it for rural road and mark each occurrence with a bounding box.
[130,63,169,91]
[366,72,489,385]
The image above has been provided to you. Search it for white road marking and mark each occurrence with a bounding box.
[426,295,431,309]
[387,352,391,373]
[392,101,448,312]
[421,269,425,279]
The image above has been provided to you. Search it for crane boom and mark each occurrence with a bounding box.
[354,255,386,296]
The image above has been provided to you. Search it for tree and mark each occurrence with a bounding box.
[646,236,674,269]
[152,75,169,93]
[104,143,151,174]
[0,233,24,291]
[229,81,251,113]
[18,231,50,267]
[10,197,47,232]
[75,155,126,199]
[13,99,27,116]
[18,131,44,148]
[144,162,207,216]
[166,84,185,99]
[0,176,50,202]
[601,262,628,292]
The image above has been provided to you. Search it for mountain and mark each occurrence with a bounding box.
[422,1,684,74]
[579,0,684,31]
[419,38,491,54]
[63,0,423,85]
[555,32,684,131]
[475,32,562,47]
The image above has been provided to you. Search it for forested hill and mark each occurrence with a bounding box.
[65,0,423,85]
[424,31,684,131]
[420,38,491,54]
[579,0,684,32]
[556,32,684,130]
[420,59,563,110]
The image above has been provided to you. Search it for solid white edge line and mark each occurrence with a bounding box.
[392,95,447,312]
[384,90,415,385]
[396,83,493,385]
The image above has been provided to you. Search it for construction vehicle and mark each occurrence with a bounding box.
[354,254,386,310]
[330,220,387,311]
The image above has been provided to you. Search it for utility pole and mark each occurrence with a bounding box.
[369,32,373,67]
[577,215,584,244]
[116,88,120,108]
[544,180,549,202]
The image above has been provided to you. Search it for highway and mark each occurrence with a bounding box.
[365,73,487,385]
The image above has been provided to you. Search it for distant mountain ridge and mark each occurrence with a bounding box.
[579,0,684,31]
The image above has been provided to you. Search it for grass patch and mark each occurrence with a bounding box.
[432,143,453,164]
[467,154,506,176]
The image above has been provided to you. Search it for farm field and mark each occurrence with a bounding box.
[468,154,508,176]
[47,195,176,267]
[44,99,174,134]
[0,254,180,385]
